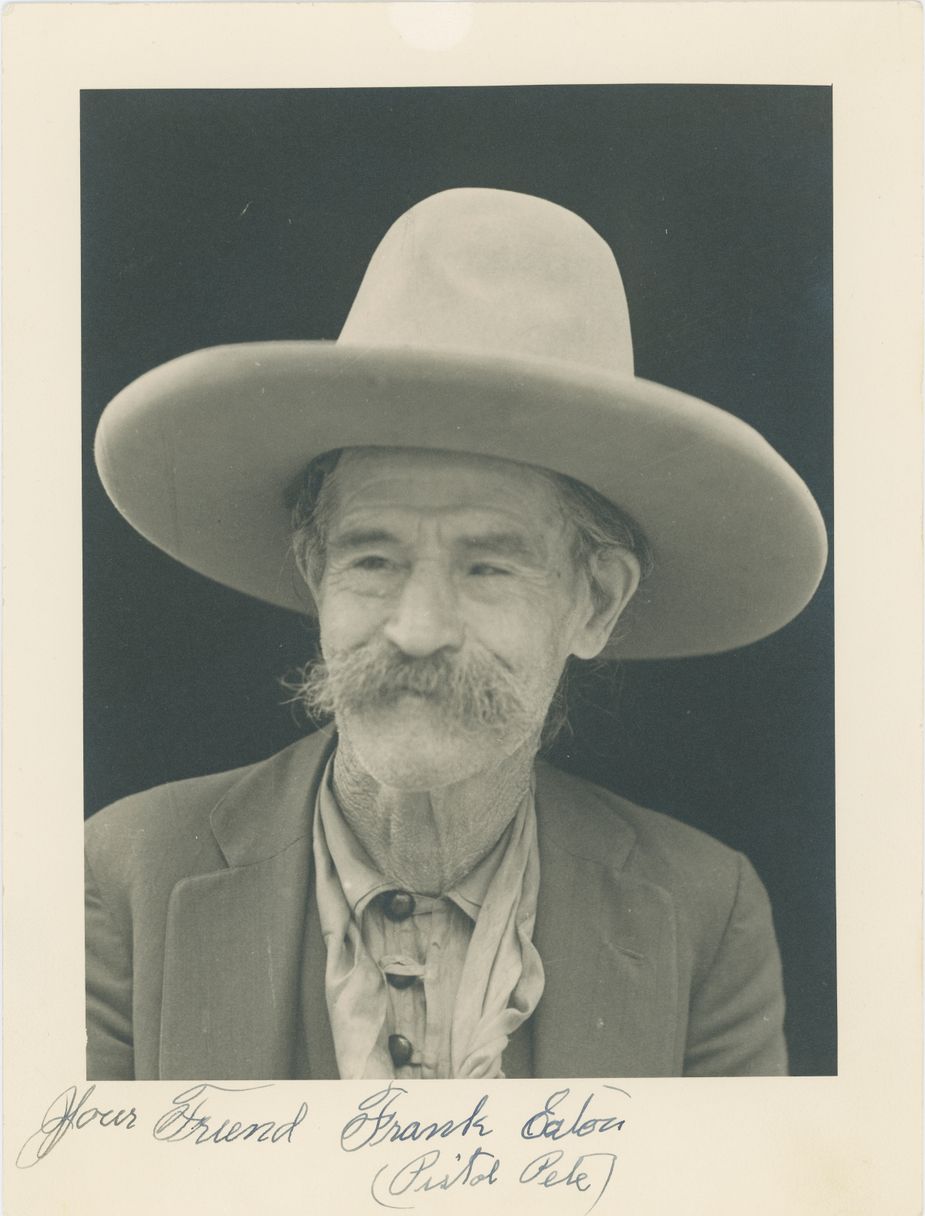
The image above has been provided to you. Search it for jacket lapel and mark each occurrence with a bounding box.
[532,763,680,1077]
[158,730,335,1079]
[158,735,680,1079]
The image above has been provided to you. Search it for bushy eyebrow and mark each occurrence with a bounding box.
[328,527,400,551]
[328,526,546,565]
[458,532,545,564]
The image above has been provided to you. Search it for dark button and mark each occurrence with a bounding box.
[382,890,415,922]
[386,972,419,990]
[388,1034,414,1067]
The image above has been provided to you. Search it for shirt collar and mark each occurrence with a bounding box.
[316,753,518,923]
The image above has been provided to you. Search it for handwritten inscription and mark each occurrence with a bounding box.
[16,1085,138,1168]
[18,1079,629,1212]
[520,1150,619,1212]
[152,1083,307,1145]
[341,1083,492,1151]
[521,1086,628,1141]
[371,1147,501,1206]
[16,1082,307,1168]
[350,1085,628,1212]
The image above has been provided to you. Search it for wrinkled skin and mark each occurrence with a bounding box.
[308,447,639,893]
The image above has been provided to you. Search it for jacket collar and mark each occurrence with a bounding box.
[159,730,334,1079]
[532,760,680,1077]
[209,726,336,866]
[205,734,638,869]
[161,733,678,1079]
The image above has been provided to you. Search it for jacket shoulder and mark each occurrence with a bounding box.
[535,760,751,944]
[87,761,249,830]
[535,762,771,996]
[84,762,250,902]
[536,759,742,876]
[84,731,330,890]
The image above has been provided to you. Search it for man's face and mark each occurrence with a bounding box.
[311,447,606,790]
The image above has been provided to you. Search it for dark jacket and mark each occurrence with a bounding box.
[85,729,787,1079]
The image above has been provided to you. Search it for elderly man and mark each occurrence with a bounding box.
[86,188,827,1081]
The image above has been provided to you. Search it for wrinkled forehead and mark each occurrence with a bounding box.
[329,446,567,527]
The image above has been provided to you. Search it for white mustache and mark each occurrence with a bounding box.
[295,638,534,735]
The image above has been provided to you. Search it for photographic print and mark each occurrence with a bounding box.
[82,84,834,1081]
[4,6,920,1215]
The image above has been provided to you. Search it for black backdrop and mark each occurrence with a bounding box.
[81,86,834,1075]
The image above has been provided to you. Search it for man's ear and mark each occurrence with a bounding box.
[568,548,641,660]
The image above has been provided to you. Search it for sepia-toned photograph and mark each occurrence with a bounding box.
[6,4,922,1213]
[82,86,834,1083]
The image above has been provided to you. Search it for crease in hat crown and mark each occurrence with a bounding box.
[94,184,828,659]
[339,188,636,375]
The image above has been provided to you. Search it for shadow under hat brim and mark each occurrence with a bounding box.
[95,340,828,660]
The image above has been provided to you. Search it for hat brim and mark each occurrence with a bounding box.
[95,341,828,660]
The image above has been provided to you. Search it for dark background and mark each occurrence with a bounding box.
[82,86,834,1075]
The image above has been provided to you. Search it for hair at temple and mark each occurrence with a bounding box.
[286,447,654,603]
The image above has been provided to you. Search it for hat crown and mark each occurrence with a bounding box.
[96,186,827,659]
[339,188,635,375]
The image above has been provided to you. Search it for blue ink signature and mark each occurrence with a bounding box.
[521,1086,629,1141]
[16,1084,138,1168]
[152,1083,307,1145]
[371,1147,501,1208]
[519,1149,619,1212]
[342,1083,492,1151]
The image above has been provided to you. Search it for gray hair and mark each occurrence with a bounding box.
[286,447,653,605]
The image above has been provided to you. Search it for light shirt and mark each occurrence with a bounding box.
[312,757,545,1079]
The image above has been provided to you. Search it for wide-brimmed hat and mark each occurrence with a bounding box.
[95,187,827,659]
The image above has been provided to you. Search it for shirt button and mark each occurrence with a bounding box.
[382,891,415,922]
[388,1034,414,1067]
[386,972,419,990]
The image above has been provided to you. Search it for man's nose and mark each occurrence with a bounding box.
[382,563,464,657]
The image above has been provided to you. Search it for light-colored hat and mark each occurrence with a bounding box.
[95,187,827,659]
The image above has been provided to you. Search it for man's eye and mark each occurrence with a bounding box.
[468,563,509,577]
[353,555,392,571]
